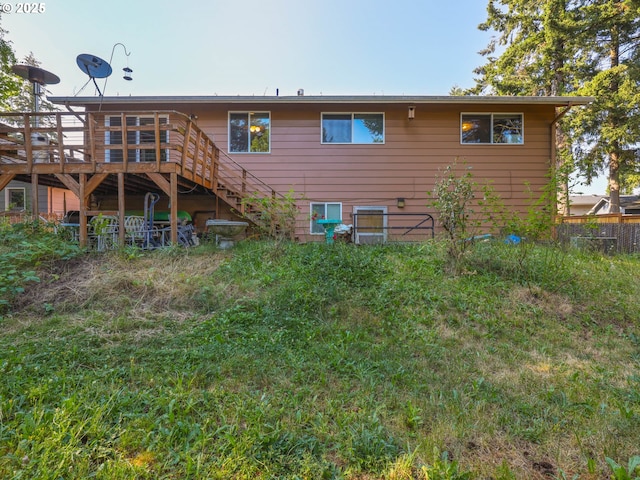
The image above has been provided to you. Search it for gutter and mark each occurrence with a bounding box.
[48,94,595,108]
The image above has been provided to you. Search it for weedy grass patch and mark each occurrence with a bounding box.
[1,237,639,479]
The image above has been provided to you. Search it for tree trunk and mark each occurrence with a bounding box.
[608,23,621,212]
[556,125,570,215]
[609,150,621,213]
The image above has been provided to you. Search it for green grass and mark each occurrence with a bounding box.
[1,232,639,479]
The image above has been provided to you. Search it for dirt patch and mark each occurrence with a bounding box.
[11,255,106,312]
[460,437,568,480]
[10,252,226,316]
[510,286,574,320]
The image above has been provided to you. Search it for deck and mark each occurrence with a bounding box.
[0,110,277,246]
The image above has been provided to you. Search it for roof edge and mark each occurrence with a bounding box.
[48,94,594,107]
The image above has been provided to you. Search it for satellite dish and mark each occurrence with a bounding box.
[76,53,113,96]
[76,53,112,79]
[12,64,60,85]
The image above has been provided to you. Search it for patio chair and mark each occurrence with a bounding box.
[88,215,119,251]
[125,215,163,249]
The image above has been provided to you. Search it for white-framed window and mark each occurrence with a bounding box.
[321,113,384,144]
[310,202,342,234]
[105,115,169,162]
[354,206,387,244]
[229,112,270,153]
[5,187,26,211]
[461,113,523,144]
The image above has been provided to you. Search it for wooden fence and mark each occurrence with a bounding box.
[557,214,640,253]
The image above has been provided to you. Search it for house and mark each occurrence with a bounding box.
[0,120,79,218]
[587,195,640,215]
[0,94,592,244]
[0,180,79,218]
[566,194,607,216]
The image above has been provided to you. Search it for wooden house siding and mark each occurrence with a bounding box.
[164,103,554,241]
[0,180,47,213]
[69,96,584,242]
[0,180,79,217]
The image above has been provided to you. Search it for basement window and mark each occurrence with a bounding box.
[461,113,523,144]
[5,187,26,211]
[229,112,270,153]
[310,202,342,234]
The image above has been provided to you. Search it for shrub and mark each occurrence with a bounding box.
[0,219,82,312]
[429,161,479,272]
[241,189,302,243]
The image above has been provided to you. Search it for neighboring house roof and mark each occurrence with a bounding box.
[587,195,640,215]
[560,195,607,216]
[569,195,606,208]
[569,195,607,206]
[49,94,594,107]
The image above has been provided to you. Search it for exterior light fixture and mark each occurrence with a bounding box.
[122,67,133,81]
[397,197,406,208]
[408,106,416,120]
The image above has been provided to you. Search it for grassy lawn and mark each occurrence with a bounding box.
[0,235,639,479]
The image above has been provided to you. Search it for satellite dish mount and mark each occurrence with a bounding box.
[76,43,132,107]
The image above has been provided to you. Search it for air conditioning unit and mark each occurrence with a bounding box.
[570,236,617,254]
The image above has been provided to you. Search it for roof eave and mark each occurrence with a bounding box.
[48,94,594,107]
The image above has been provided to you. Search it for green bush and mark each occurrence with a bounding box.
[429,161,478,272]
[0,220,81,312]
[241,189,302,242]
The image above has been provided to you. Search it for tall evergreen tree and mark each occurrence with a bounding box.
[471,0,640,212]
[470,0,581,97]
[469,0,582,212]
[0,17,58,128]
[570,0,640,211]
[0,15,20,110]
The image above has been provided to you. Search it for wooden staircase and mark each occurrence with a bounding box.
[0,110,284,243]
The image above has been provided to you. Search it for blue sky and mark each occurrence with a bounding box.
[3,0,491,97]
[2,0,607,193]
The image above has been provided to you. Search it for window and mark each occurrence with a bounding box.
[322,113,384,144]
[310,202,342,234]
[106,116,169,162]
[5,187,26,211]
[461,113,523,144]
[229,112,270,153]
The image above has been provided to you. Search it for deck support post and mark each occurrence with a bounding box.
[31,173,39,219]
[170,172,178,245]
[79,173,87,248]
[118,173,126,246]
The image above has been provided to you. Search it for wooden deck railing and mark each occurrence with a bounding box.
[0,110,279,213]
